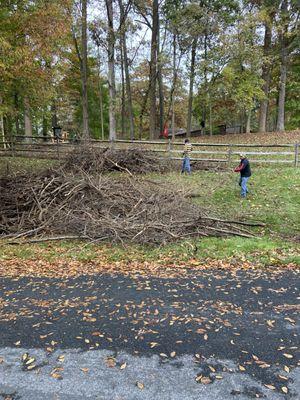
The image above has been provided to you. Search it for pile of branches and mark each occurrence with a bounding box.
[63,146,170,174]
[0,169,262,245]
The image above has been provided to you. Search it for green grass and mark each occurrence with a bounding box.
[153,166,300,237]
[0,158,299,267]
[0,157,58,175]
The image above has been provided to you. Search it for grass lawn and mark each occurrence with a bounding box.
[0,155,299,268]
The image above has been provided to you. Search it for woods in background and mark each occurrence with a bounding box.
[0,0,299,143]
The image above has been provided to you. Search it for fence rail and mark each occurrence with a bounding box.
[0,136,299,167]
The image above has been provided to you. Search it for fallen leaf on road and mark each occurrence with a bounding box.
[105,357,116,368]
[170,351,176,358]
[266,320,275,328]
[136,381,144,390]
[281,387,288,394]
[264,384,276,390]
[80,368,89,373]
[120,362,127,370]
[283,353,293,359]
[51,372,62,379]
[239,365,246,371]
[200,377,211,384]
[284,366,290,373]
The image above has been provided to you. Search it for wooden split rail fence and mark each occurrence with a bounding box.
[0,136,299,167]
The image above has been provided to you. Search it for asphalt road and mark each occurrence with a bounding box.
[0,268,299,399]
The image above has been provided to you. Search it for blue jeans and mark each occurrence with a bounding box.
[182,157,191,174]
[239,177,250,197]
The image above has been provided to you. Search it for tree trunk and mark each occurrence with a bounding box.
[14,92,20,136]
[118,0,135,140]
[120,43,126,138]
[24,96,32,141]
[81,0,89,140]
[96,47,105,140]
[171,34,176,141]
[42,113,48,141]
[209,94,212,136]
[157,18,164,136]
[0,95,6,149]
[276,0,288,132]
[139,86,150,140]
[149,0,158,139]
[258,18,273,132]
[246,110,251,134]
[186,38,197,138]
[106,0,117,141]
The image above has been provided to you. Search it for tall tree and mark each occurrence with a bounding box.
[105,0,117,140]
[81,0,89,139]
[118,0,135,140]
[148,0,159,139]
[258,2,277,132]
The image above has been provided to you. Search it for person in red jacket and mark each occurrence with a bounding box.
[234,153,251,197]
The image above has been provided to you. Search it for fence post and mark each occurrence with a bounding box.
[295,143,299,167]
[227,144,232,168]
[10,136,15,157]
[56,138,60,160]
[168,138,171,159]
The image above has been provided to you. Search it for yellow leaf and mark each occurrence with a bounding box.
[159,353,168,358]
[170,351,176,358]
[284,365,290,373]
[278,375,288,380]
[27,364,36,370]
[239,365,246,371]
[264,384,276,390]
[195,374,203,382]
[215,375,223,379]
[149,342,158,348]
[80,368,89,373]
[208,366,216,372]
[283,353,293,359]
[136,381,144,390]
[25,357,35,365]
[281,387,288,394]
[120,362,127,370]
[51,372,62,379]
[204,334,208,341]
[200,377,211,384]
[14,341,21,346]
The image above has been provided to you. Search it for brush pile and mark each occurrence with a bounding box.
[0,167,261,244]
[63,146,170,174]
